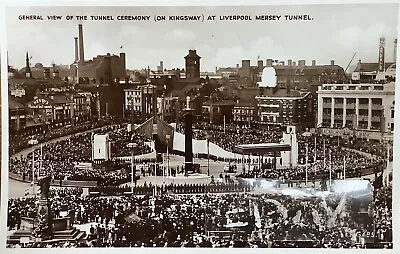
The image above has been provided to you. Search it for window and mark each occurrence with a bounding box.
[391,110,395,119]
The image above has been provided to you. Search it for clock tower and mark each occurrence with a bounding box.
[184,49,201,79]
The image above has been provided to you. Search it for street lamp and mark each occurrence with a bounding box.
[166,135,170,179]
[206,134,210,176]
[127,143,137,193]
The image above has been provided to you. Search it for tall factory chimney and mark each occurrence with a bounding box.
[379,37,385,72]
[74,37,79,63]
[394,39,397,63]
[78,24,85,64]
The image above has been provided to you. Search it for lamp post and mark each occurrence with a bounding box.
[127,143,137,193]
[166,135,170,179]
[206,134,210,176]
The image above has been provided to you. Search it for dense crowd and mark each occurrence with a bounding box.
[374,184,392,243]
[108,127,152,157]
[9,124,152,185]
[8,190,379,248]
[89,180,249,196]
[10,119,115,155]
[177,123,283,152]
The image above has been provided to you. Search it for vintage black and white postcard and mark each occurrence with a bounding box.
[1,1,398,252]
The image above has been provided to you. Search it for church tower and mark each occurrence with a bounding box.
[25,52,32,78]
[184,49,201,79]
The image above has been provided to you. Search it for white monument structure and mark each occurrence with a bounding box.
[92,134,111,163]
[281,125,298,167]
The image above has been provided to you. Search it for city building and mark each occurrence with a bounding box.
[202,100,235,124]
[124,83,158,122]
[232,102,257,126]
[185,50,201,80]
[317,82,395,139]
[9,96,26,134]
[273,59,347,89]
[352,60,396,82]
[70,24,127,84]
[255,88,316,128]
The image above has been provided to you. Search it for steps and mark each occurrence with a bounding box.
[49,228,86,241]
[7,229,33,245]
[7,227,86,245]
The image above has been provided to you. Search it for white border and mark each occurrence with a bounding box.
[1,1,400,254]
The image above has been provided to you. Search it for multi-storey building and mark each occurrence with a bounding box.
[317,82,395,138]
[232,102,256,126]
[124,83,158,122]
[255,88,316,128]
[9,96,27,134]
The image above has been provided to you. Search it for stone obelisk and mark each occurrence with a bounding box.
[183,96,194,173]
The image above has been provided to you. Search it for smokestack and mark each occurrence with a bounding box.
[288,60,292,66]
[74,37,79,63]
[379,37,385,72]
[78,24,85,64]
[394,39,397,63]
[312,60,316,66]
[257,60,264,69]
[120,52,126,78]
[331,60,335,66]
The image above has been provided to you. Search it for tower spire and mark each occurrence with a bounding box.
[25,52,32,78]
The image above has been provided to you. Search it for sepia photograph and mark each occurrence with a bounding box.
[3,3,397,249]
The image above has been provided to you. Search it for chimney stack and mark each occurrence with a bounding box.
[379,37,385,72]
[257,60,264,69]
[266,59,273,67]
[312,60,316,66]
[74,37,79,63]
[288,60,292,66]
[78,24,85,64]
[331,60,335,66]
[394,39,397,62]
[292,61,296,66]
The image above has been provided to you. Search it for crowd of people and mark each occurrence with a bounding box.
[9,119,115,156]
[108,127,152,158]
[8,191,379,248]
[9,124,152,185]
[374,184,392,243]
[7,119,392,249]
[89,180,249,196]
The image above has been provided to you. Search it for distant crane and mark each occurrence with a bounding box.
[345,52,357,73]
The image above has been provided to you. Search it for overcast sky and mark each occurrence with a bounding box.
[6,4,399,72]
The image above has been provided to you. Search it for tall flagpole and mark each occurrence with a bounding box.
[385,141,390,186]
[329,149,332,190]
[314,136,317,163]
[323,139,326,169]
[40,144,43,179]
[223,115,226,134]
[343,155,346,180]
[306,143,309,186]
[32,150,35,195]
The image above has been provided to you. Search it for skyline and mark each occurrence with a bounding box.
[5,4,399,72]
